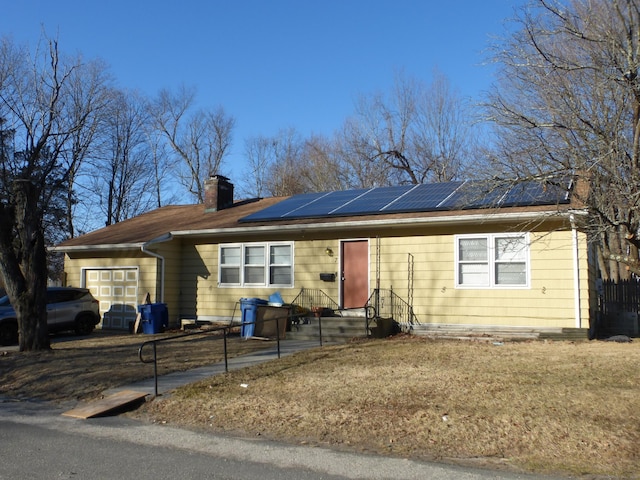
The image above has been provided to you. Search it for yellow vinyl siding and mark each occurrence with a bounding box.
[179,243,214,319]
[293,239,339,298]
[180,239,341,321]
[373,228,590,329]
[151,241,182,326]
[181,224,591,329]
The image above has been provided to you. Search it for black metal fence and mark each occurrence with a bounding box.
[600,279,640,316]
[598,279,640,337]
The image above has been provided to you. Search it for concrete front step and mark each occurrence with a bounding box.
[538,328,589,341]
[414,324,589,342]
[286,316,369,342]
[286,319,590,343]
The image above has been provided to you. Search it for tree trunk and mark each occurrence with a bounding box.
[13,288,49,351]
[11,180,50,351]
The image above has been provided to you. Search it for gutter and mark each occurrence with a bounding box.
[570,214,582,328]
[169,208,588,238]
[49,243,147,252]
[140,234,173,303]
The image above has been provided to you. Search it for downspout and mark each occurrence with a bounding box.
[570,214,581,328]
[141,236,170,303]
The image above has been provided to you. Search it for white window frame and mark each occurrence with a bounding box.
[219,242,294,288]
[455,233,530,289]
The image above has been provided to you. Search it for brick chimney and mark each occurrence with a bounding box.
[204,175,234,212]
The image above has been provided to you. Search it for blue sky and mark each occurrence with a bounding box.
[2,0,522,182]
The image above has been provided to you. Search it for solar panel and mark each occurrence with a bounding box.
[383,182,462,212]
[439,181,509,210]
[288,189,369,217]
[240,191,327,222]
[238,178,572,223]
[500,181,569,207]
[333,185,414,215]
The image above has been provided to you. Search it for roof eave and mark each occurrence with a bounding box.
[49,242,147,253]
[51,232,174,253]
[171,208,583,238]
[51,207,586,251]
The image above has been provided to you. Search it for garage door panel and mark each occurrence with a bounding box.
[85,268,138,330]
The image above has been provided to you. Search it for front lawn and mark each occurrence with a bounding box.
[137,336,640,478]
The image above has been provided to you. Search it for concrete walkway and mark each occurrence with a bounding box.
[104,339,322,398]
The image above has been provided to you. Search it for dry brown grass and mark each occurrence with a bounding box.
[2,331,640,477]
[137,335,640,478]
[0,328,266,402]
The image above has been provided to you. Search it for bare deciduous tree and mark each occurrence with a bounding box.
[90,89,157,226]
[298,135,350,192]
[0,36,110,351]
[264,128,306,196]
[150,86,235,202]
[145,128,178,209]
[242,132,348,198]
[243,135,273,198]
[337,71,477,187]
[485,0,640,281]
[243,129,306,197]
[59,59,112,238]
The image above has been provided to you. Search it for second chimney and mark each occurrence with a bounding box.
[204,175,234,212]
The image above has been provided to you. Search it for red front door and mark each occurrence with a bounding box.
[341,240,369,309]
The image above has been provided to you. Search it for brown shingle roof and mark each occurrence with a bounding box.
[56,197,285,248]
[55,191,577,251]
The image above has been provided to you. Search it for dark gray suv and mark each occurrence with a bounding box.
[0,287,101,346]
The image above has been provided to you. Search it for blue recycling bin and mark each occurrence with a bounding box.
[240,298,268,338]
[138,303,168,334]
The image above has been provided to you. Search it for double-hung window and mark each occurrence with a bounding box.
[456,233,529,288]
[219,242,293,287]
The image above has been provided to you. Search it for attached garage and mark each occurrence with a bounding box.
[83,267,139,330]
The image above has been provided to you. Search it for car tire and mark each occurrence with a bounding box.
[0,321,18,346]
[74,315,96,336]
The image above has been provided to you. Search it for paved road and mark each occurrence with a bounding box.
[0,398,564,480]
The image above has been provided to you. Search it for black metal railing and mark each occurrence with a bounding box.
[138,311,313,397]
[366,288,419,334]
[291,288,339,311]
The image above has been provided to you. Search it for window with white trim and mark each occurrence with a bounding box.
[456,233,529,288]
[219,242,293,287]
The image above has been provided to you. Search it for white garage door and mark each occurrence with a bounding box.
[85,268,139,330]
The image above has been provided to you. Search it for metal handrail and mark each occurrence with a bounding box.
[138,325,232,398]
[291,288,339,311]
[138,310,313,397]
[365,288,419,333]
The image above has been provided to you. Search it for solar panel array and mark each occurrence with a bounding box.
[239,180,571,223]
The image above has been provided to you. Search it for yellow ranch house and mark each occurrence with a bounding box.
[53,175,596,340]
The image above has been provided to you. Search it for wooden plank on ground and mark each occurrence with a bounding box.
[62,390,148,419]
[133,312,142,334]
